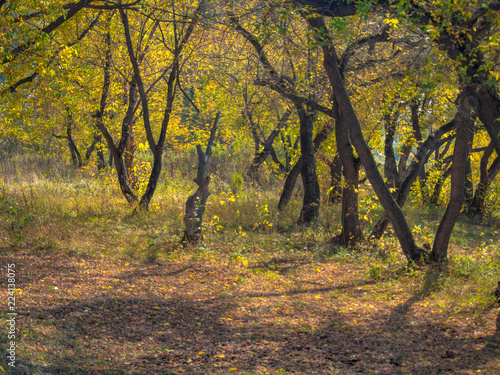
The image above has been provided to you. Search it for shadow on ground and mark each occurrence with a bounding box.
[2,254,499,374]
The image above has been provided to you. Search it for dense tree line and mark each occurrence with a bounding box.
[1,0,499,263]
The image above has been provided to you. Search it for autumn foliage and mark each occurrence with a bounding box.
[1,0,500,373]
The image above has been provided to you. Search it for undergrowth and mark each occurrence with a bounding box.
[0,153,499,320]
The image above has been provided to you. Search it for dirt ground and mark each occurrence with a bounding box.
[1,248,499,374]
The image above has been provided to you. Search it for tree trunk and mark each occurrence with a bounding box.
[94,27,138,204]
[64,107,82,168]
[383,103,400,190]
[322,154,342,203]
[307,15,427,262]
[67,136,82,168]
[464,126,475,208]
[333,114,361,245]
[296,103,320,224]
[278,159,303,211]
[183,176,211,243]
[247,109,291,180]
[278,121,334,211]
[183,111,219,244]
[464,156,474,209]
[335,154,361,245]
[466,140,500,217]
[124,117,138,190]
[431,94,472,261]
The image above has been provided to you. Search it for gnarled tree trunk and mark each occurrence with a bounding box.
[296,104,321,224]
[183,112,220,244]
[431,94,472,261]
[278,121,334,211]
[307,15,427,261]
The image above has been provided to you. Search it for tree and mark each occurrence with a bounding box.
[305,14,427,260]
[51,106,83,168]
[432,93,473,260]
[296,0,500,261]
[242,88,289,181]
[183,111,220,244]
[119,0,207,209]
[228,9,324,224]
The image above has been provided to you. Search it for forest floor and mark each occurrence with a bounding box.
[1,243,499,375]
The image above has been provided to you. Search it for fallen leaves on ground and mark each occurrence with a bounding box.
[1,249,499,374]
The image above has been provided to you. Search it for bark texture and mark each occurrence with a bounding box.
[183,112,220,244]
[296,104,321,224]
[431,95,472,261]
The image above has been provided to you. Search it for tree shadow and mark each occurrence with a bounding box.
[0,251,86,286]
[7,257,499,374]
[250,256,312,275]
[388,265,443,323]
[116,265,194,280]
[14,295,236,374]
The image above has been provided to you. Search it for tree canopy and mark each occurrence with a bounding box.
[1,0,500,262]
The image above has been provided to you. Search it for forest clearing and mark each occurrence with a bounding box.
[2,0,500,373]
